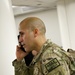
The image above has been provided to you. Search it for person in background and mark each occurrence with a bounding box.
[12,17,71,75]
[67,48,74,52]
[67,48,75,58]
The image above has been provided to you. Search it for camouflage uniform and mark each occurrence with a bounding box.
[12,39,70,75]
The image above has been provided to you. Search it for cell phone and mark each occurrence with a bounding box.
[20,44,26,52]
[18,35,26,52]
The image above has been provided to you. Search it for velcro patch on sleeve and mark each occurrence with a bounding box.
[45,58,60,72]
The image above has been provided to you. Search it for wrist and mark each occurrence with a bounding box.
[16,57,24,61]
[12,59,25,66]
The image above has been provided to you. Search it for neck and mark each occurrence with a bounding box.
[35,36,46,52]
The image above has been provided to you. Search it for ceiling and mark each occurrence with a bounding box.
[11,0,59,16]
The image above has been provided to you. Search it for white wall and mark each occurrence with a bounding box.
[57,0,75,50]
[57,0,71,50]
[14,9,62,47]
[0,0,18,75]
[65,0,75,50]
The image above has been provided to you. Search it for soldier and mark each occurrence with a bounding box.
[12,17,71,75]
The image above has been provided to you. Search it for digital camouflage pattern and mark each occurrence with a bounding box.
[66,49,75,75]
[13,39,75,75]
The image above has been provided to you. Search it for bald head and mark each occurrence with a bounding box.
[20,17,46,35]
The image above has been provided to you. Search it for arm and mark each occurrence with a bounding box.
[12,59,29,75]
[41,49,70,75]
[12,46,33,75]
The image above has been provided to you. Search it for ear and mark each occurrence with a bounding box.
[34,28,39,37]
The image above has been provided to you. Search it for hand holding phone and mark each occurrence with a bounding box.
[16,45,28,61]
[20,43,26,52]
[18,35,26,52]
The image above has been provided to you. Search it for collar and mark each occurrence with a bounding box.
[30,39,52,65]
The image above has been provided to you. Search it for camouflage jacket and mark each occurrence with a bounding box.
[12,39,71,75]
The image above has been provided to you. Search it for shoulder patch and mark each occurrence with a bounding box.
[45,58,60,72]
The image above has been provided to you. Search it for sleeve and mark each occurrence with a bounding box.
[12,59,33,75]
[41,50,70,75]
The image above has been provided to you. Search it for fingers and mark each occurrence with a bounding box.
[16,45,28,61]
[16,45,20,51]
[32,50,38,56]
